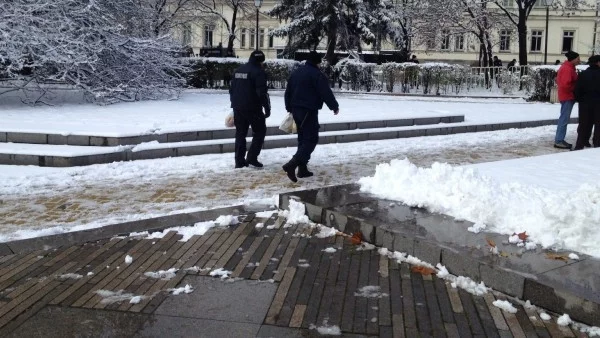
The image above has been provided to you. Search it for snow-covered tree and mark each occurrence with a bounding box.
[195,0,253,56]
[365,0,417,61]
[0,0,185,104]
[269,0,384,64]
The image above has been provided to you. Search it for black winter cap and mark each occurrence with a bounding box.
[565,51,580,61]
[250,50,266,63]
[587,55,600,65]
[307,51,322,65]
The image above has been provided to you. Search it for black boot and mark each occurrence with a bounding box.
[282,157,299,183]
[246,158,263,168]
[297,164,313,178]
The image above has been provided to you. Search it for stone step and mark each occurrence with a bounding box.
[0,118,576,167]
[0,115,464,147]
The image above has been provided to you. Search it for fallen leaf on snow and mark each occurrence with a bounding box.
[486,238,496,248]
[350,232,364,245]
[545,253,569,262]
[517,231,529,241]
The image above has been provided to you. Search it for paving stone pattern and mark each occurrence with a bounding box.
[0,214,587,337]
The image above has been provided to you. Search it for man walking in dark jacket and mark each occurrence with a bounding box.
[282,51,339,182]
[229,50,271,168]
[574,55,600,150]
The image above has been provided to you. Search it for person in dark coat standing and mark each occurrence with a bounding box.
[573,55,600,150]
[229,50,271,168]
[282,51,339,182]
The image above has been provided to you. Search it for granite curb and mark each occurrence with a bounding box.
[279,184,600,326]
[0,117,576,167]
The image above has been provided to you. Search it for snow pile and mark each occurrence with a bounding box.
[451,276,488,296]
[436,264,450,278]
[557,314,573,327]
[569,253,580,260]
[125,255,133,264]
[540,313,551,321]
[95,290,144,304]
[209,268,232,279]
[280,200,310,225]
[354,286,388,298]
[467,223,486,234]
[323,247,337,253]
[493,300,518,314]
[169,284,194,295]
[129,296,142,304]
[128,215,238,242]
[359,158,600,257]
[144,268,178,280]
[315,225,338,238]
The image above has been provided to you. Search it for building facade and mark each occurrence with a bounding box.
[181,0,599,65]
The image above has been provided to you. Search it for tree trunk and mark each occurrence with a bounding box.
[517,9,528,66]
[326,21,338,65]
[227,6,238,56]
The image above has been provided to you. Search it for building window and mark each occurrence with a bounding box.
[259,28,265,48]
[500,30,511,52]
[454,34,464,51]
[426,37,436,49]
[562,31,575,52]
[250,28,255,49]
[268,29,274,48]
[204,25,214,47]
[531,30,543,52]
[240,28,246,49]
[441,30,450,51]
[182,24,192,46]
[500,0,513,8]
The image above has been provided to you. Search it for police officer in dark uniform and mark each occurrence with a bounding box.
[282,51,339,182]
[574,55,600,150]
[229,50,271,168]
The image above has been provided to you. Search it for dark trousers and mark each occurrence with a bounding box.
[234,109,266,166]
[291,109,319,165]
[575,102,600,150]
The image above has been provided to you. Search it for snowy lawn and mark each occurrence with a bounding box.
[0,90,573,137]
[359,148,600,257]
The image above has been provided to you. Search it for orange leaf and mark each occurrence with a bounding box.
[350,232,364,245]
[411,266,436,276]
[486,238,496,248]
[518,231,529,241]
[546,253,569,262]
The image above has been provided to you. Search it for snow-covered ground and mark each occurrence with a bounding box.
[0,90,572,137]
[359,148,600,258]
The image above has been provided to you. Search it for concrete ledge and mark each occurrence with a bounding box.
[0,116,464,146]
[0,118,569,167]
[1,205,255,256]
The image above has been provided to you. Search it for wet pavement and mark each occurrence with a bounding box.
[0,126,568,240]
[0,212,590,337]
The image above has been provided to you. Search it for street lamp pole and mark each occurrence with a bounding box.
[254,0,263,51]
[543,0,555,64]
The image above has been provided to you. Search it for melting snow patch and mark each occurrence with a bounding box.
[493,300,518,314]
[467,223,486,234]
[540,313,551,321]
[451,276,488,296]
[315,225,338,238]
[436,264,450,278]
[569,253,580,260]
[309,322,342,336]
[125,255,133,264]
[87,272,94,276]
[354,286,388,298]
[57,273,83,280]
[144,268,178,280]
[95,290,142,304]
[169,284,194,295]
[256,223,264,229]
[127,216,238,242]
[357,242,376,251]
[255,210,277,218]
[298,263,310,268]
[129,296,142,304]
[280,200,309,225]
[323,247,337,253]
[184,266,210,273]
[557,314,572,326]
[209,268,232,279]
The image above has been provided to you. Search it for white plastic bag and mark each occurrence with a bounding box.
[279,113,297,134]
[225,112,234,128]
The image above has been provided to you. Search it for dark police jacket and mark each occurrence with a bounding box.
[575,64,600,103]
[229,60,270,114]
[284,62,339,112]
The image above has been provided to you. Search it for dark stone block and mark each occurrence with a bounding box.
[536,258,600,305]
[386,119,414,127]
[167,131,200,142]
[221,142,235,153]
[415,214,478,248]
[397,129,426,139]
[304,203,324,224]
[66,135,90,146]
[414,117,441,125]
[282,184,373,209]
[196,131,212,141]
[476,124,493,132]
[425,128,442,136]
[0,243,13,256]
[7,132,47,144]
[480,263,525,298]
[413,239,441,265]
[0,132,6,142]
[335,133,369,143]
[393,232,414,255]
[11,154,40,166]
[450,115,465,123]
[177,145,221,156]
[89,137,109,146]
[450,126,468,134]
[132,148,176,161]
[368,131,398,141]
[357,120,386,129]
[441,246,481,281]
[321,122,352,132]
[138,316,260,337]
[47,134,67,145]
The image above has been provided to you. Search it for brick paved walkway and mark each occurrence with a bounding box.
[0,135,564,241]
[0,213,588,337]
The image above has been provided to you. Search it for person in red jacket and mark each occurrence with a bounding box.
[554,51,581,149]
